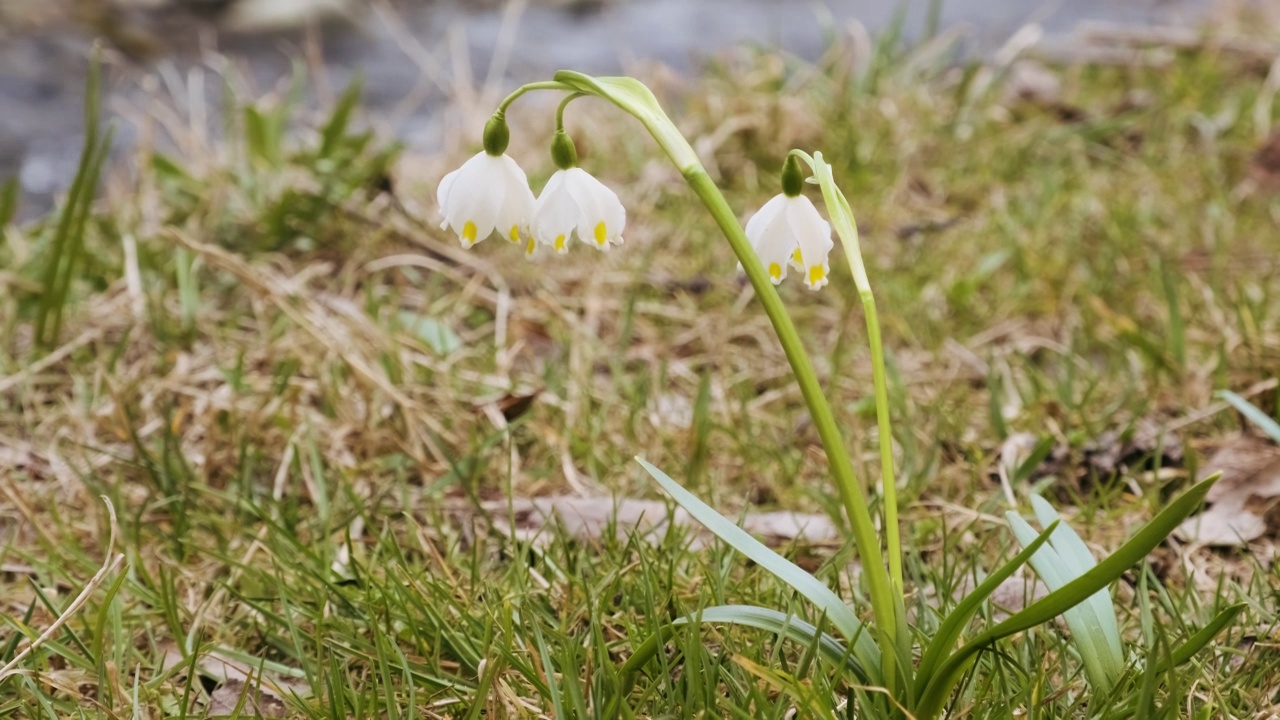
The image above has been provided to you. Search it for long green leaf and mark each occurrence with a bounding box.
[619,604,871,685]
[635,458,880,671]
[319,77,363,159]
[1220,390,1280,442]
[1030,495,1124,666]
[1007,511,1115,690]
[636,458,877,662]
[1155,603,1245,673]
[916,473,1219,719]
[913,520,1057,696]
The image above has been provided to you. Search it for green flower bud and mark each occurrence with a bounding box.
[781,154,804,197]
[483,113,510,156]
[550,129,578,170]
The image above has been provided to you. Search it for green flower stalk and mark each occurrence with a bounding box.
[431,70,1235,719]
[805,150,903,597]
[546,70,905,678]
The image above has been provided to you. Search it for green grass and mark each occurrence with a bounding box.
[0,25,1278,718]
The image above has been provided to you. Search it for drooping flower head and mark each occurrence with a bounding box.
[530,130,626,255]
[436,114,536,249]
[744,155,833,290]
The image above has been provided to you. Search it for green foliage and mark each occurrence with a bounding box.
[1006,497,1125,691]
[31,57,113,348]
[635,458,879,673]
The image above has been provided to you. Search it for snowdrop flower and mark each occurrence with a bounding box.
[744,156,833,290]
[531,131,626,253]
[436,116,535,249]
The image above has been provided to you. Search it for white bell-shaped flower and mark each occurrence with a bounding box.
[531,167,626,253]
[744,193,834,290]
[437,151,536,249]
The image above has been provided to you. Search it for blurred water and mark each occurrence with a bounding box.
[0,0,1215,219]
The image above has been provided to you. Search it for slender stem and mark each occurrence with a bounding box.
[684,171,898,682]
[556,93,586,130]
[861,292,902,592]
[495,81,576,115]
[550,70,901,692]
[811,154,903,594]
[787,148,815,166]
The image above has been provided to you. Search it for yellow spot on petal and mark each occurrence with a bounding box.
[509,224,520,242]
[768,262,782,280]
[526,238,537,256]
[594,221,607,246]
[463,221,477,246]
[555,234,567,252]
[808,265,826,285]
[792,249,803,265]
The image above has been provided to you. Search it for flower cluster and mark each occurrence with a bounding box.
[437,120,626,260]
[436,114,832,289]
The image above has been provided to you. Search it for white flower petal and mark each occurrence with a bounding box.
[532,170,580,254]
[447,174,503,247]
[786,195,834,290]
[753,201,797,284]
[496,157,535,244]
[564,168,625,250]
[437,152,531,248]
[744,194,787,247]
[436,167,459,229]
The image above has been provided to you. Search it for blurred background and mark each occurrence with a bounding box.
[0,0,1226,220]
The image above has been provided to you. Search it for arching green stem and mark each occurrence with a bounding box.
[495,80,576,116]
[556,92,586,131]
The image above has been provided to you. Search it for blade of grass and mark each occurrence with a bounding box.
[0,179,17,228]
[1154,603,1245,673]
[35,57,112,348]
[1220,390,1280,442]
[619,605,870,685]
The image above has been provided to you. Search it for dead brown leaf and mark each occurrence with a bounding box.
[494,391,539,422]
[1249,129,1280,192]
[1076,418,1184,478]
[486,495,839,549]
[1001,60,1063,107]
[914,573,1049,625]
[207,678,290,717]
[1178,435,1280,546]
[158,642,308,714]
[1003,419,1184,487]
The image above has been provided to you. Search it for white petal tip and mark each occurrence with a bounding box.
[804,265,829,290]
